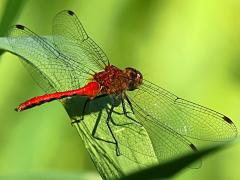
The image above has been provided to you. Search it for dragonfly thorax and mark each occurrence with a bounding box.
[93,65,143,94]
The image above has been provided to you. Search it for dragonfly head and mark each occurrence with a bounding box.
[125,67,143,91]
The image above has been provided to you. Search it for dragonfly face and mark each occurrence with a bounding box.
[125,67,143,91]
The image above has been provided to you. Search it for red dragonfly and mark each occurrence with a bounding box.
[8,10,237,163]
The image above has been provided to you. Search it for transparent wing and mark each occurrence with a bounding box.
[8,25,88,93]
[52,10,109,73]
[8,10,109,93]
[21,60,56,93]
[127,79,237,143]
[88,95,197,164]
[122,95,198,162]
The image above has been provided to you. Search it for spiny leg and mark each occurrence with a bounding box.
[81,98,90,120]
[121,94,130,115]
[110,93,133,115]
[81,94,109,121]
[109,110,134,127]
[106,104,120,156]
[71,98,90,126]
[71,94,108,125]
[91,106,120,156]
[92,110,103,138]
[112,93,143,127]
[123,92,134,114]
[106,106,131,126]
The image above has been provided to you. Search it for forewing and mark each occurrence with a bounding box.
[8,25,84,93]
[127,80,237,142]
[52,10,109,73]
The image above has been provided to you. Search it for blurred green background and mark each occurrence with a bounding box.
[0,0,240,179]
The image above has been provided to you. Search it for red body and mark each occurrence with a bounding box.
[15,65,142,112]
[15,82,101,111]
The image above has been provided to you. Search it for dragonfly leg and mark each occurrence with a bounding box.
[91,109,120,156]
[70,98,90,125]
[80,98,90,120]
[123,92,134,114]
[80,94,109,121]
[107,107,133,126]
[108,95,142,127]
[121,94,143,127]
[107,105,120,156]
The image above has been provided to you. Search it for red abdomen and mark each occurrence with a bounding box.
[15,82,101,111]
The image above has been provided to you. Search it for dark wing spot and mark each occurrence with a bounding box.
[15,24,25,30]
[67,10,74,16]
[223,116,233,124]
[189,143,198,152]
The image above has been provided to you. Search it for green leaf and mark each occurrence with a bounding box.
[121,143,229,180]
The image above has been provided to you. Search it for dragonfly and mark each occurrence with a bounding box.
[8,10,238,164]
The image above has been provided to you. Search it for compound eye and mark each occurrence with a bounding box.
[130,71,137,79]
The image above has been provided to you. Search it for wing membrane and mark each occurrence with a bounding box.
[127,80,237,142]
[8,11,109,93]
[8,25,86,92]
[52,10,109,73]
